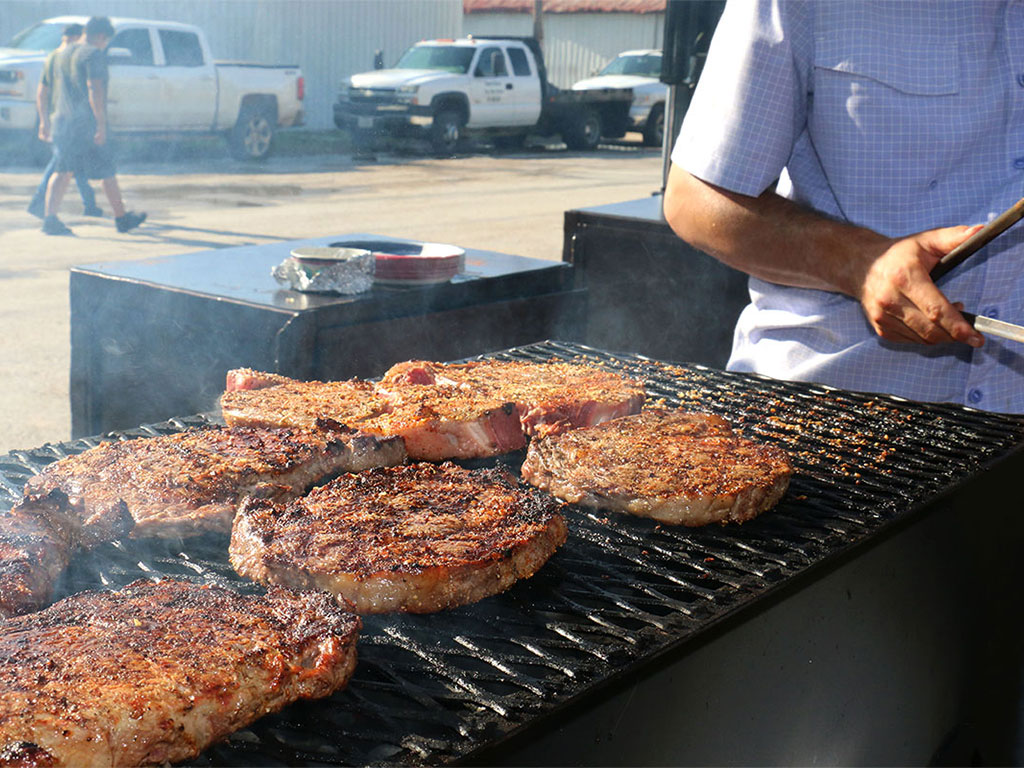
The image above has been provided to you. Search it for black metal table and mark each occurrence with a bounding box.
[4,341,1023,766]
[69,236,582,437]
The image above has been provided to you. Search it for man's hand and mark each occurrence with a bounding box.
[94,124,106,146]
[37,121,50,142]
[856,225,985,347]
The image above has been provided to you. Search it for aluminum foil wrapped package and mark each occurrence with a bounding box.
[273,247,374,294]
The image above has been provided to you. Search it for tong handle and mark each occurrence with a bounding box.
[931,196,1024,281]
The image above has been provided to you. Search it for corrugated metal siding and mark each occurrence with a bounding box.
[0,0,463,129]
[464,11,663,87]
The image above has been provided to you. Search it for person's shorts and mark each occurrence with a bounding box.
[53,113,116,180]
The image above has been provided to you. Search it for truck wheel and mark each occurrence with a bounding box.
[229,103,275,161]
[642,103,665,147]
[430,110,463,156]
[563,108,601,151]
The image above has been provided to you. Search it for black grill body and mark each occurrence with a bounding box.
[1,341,1022,765]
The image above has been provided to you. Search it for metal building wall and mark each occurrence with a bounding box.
[464,11,664,88]
[0,0,463,129]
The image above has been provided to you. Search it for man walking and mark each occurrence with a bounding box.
[29,23,101,220]
[42,16,145,236]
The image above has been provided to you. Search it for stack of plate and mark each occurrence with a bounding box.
[372,242,465,286]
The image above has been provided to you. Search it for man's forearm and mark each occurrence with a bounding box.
[663,163,983,347]
[663,164,889,299]
[87,79,106,131]
[35,84,50,129]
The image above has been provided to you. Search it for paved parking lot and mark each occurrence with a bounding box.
[0,135,665,453]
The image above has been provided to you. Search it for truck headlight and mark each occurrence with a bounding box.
[397,84,420,103]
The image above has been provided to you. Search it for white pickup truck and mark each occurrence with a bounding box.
[334,36,632,155]
[572,49,667,147]
[0,16,304,160]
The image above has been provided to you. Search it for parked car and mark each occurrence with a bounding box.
[333,36,633,154]
[0,16,304,160]
[572,49,666,147]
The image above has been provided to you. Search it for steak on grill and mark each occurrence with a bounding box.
[521,408,793,526]
[379,359,646,437]
[220,359,645,460]
[230,462,568,613]
[24,422,405,540]
[0,579,360,768]
[1,424,404,618]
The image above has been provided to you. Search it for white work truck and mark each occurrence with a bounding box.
[0,16,304,160]
[572,49,667,147]
[333,36,632,154]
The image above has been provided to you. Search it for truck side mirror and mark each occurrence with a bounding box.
[373,50,384,70]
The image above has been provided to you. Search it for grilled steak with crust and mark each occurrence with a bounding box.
[380,359,645,437]
[24,422,405,540]
[220,359,645,460]
[0,579,360,768]
[1,424,404,618]
[0,490,76,619]
[521,408,792,526]
[230,462,568,613]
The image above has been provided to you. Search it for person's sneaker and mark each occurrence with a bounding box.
[42,216,73,236]
[115,211,146,233]
[83,205,103,217]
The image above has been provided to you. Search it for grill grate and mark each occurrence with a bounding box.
[3,340,1024,766]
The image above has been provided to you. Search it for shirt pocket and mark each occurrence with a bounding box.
[812,29,960,97]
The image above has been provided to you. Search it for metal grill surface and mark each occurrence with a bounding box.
[2,340,1023,766]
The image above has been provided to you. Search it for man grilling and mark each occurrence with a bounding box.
[663,0,1024,413]
[41,16,146,236]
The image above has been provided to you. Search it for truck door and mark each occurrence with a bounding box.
[106,27,164,130]
[504,45,542,127]
[156,28,217,129]
[468,46,513,127]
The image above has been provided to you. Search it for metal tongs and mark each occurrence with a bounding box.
[929,196,1024,343]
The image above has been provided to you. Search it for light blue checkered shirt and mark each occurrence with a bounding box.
[672,0,1024,413]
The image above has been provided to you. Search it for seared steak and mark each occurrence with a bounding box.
[0,579,360,768]
[24,422,405,540]
[2,424,404,618]
[221,378,390,431]
[230,462,568,613]
[221,359,645,460]
[0,490,76,619]
[521,408,792,526]
[379,359,646,437]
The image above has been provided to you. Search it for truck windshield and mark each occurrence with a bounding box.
[8,22,66,52]
[395,45,475,74]
[600,54,662,78]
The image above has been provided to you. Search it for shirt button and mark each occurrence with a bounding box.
[968,388,984,405]
[1014,157,1024,169]
[928,179,939,190]
[983,306,1000,319]
[1017,73,1024,87]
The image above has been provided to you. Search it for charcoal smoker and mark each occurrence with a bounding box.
[2,341,1020,766]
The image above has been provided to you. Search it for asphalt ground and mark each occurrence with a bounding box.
[0,130,665,453]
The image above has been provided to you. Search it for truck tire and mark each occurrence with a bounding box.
[642,103,665,147]
[229,102,275,161]
[430,109,463,156]
[563,108,601,151]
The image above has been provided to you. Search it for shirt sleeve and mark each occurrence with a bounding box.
[671,0,812,197]
[84,47,109,85]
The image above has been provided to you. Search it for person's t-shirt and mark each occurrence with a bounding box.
[51,43,107,123]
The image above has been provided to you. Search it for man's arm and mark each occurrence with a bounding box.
[663,163,984,348]
[35,81,51,142]
[87,77,106,145]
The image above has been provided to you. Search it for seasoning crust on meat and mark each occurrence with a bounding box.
[24,423,405,540]
[230,462,568,613]
[220,358,646,460]
[521,408,793,526]
[0,579,360,768]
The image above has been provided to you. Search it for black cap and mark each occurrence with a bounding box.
[62,23,84,38]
